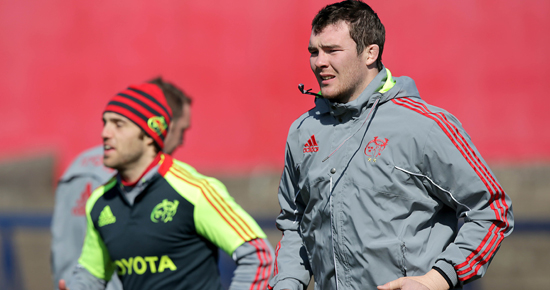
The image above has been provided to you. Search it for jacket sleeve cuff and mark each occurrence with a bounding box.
[66,264,107,290]
[434,260,458,288]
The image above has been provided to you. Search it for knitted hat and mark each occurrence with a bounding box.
[104,83,172,149]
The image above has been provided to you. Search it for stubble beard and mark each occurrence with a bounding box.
[320,77,358,104]
[319,65,366,103]
[103,148,144,172]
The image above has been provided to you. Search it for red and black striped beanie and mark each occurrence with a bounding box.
[104,83,172,150]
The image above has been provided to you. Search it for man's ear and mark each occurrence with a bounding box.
[144,135,161,153]
[363,44,380,67]
[139,130,155,146]
[144,135,155,147]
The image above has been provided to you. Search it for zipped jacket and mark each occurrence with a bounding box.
[269,68,513,290]
[50,145,122,290]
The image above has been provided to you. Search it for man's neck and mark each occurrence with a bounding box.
[119,151,160,185]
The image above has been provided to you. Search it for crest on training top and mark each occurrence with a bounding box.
[147,116,168,136]
[151,199,179,223]
[364,136,389,162]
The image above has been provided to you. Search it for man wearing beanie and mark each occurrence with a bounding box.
[51,78,192,290]
[59,82,273,290]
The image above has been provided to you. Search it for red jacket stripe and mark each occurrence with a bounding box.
[246,238,273,290]
[457,228,502,275]
[268,235,283,290]
[274,235,282,276]
[398,99,498,198]
[395,98,508,263]
[168,168,250,241]
[462,235,505,280]
[158,154,173,176]
[395,98,498,200]
[403,99,509,224]
[249,239,264,290]
[170,165,257,241]
[436,111,509,222]
[257,238,270,290]
[393,99,497,277]
[259,238,273,290]
[170,165,257,240]
[395,98,510,278]
[400,99,509,223]
[455,224,498,276]
[397,98,511,275]
[397,98,507,220]
[392,98,510,279]
[443,113,510,226]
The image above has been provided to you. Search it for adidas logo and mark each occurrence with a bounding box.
[303,135,319,153]
[98,205,117,227]
[72,182,92,216]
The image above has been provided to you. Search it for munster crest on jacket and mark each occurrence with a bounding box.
[364,136,388,162]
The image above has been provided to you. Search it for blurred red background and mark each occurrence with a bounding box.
[1,0,549,176]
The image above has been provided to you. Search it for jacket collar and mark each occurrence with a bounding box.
[316,67,396,118]
[116,153,164,203]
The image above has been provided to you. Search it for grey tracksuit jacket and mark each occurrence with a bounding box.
[269,68,514,290]
[50,145,122,290]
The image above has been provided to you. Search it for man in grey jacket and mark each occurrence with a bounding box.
[268,1,513,290]
[51,77,191,290]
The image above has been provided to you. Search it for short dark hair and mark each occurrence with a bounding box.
[312,0,385,71]
[147,76,192,122]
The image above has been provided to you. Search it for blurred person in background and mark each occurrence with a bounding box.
[54,79,273,290]
[51,77,191,290]
[269,1,513,290]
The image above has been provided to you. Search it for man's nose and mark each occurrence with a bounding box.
[315,51,329,68]
[101,124,112,139]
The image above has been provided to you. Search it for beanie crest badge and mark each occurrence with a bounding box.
[147,116,168,136]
